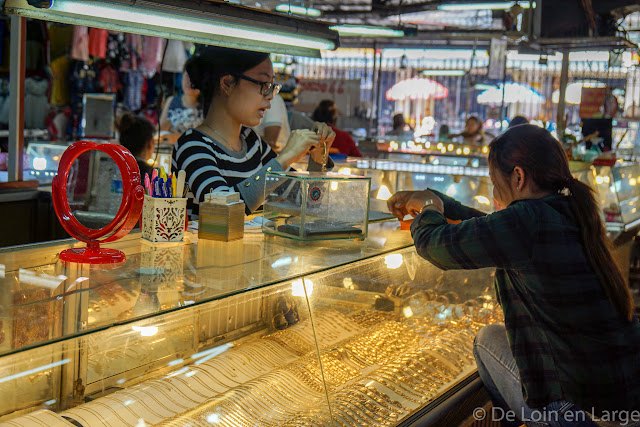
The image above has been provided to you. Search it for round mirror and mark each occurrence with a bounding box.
[66,150,124,231]
[52,141,144,264]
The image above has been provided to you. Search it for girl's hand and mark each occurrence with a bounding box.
[387,190,444,219]
[277,129,320,168]
[310,122,336,164]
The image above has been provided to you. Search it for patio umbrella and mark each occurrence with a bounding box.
[477,82,545,105]
[386,77,449,101]
[552,81,606,104]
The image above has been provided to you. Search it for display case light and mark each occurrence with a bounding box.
[376,185,392,201]
[275,4,321,17]
[331,25,404,37]
[4,0,338,57]
[438,1,532,11]
[422,69,466,76]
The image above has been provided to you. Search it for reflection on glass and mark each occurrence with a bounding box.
[376,185,392,201]
[384,254,403,269]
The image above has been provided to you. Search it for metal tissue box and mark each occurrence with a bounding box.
[262,171,371,241]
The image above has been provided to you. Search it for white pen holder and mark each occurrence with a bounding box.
[141,195,188,242]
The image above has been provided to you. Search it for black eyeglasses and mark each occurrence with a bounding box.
[237,75,281,97]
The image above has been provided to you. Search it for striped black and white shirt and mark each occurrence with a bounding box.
[171,127,283,215]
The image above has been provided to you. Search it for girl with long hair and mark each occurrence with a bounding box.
[389,124,639,426]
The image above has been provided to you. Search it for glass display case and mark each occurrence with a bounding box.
[263,171,371,240]
[0,222,501,426]
[300,158,493,215]
[571,161,640,236]
[24,142,69,185]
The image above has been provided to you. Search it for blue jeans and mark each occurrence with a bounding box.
[473,324,599,427]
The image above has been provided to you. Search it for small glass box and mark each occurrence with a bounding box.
[262,171,371,240]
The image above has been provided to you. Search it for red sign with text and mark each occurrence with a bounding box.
[579,87,606,118]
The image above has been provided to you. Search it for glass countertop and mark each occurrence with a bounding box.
[0,222,414,356]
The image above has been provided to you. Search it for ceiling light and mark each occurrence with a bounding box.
[5,0,338,57]
[438,1,532,11]
[474,83,496,90]
[330,25,404,37]
[422,69,466,76]
[275,4,321,17]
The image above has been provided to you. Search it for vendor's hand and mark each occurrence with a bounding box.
[277,129,321,168]
[387,190,444,220]
[310,122,336,164]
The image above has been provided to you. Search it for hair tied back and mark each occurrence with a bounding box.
[559,176,574,196]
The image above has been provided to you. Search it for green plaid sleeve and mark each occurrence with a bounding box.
[410,202,537,270]
[430,189,487,220]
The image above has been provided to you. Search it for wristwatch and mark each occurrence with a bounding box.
[420,199,436,213]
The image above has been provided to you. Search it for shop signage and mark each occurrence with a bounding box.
[579,87,606,118]
[295,79,361,117]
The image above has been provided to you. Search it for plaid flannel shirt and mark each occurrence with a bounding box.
[411,190,640,413]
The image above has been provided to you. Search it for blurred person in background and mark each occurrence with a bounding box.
[312,99,362,157]
[451,115,486,145]
[117,112,155,184]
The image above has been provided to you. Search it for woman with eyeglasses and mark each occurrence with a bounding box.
[172,46,335,216]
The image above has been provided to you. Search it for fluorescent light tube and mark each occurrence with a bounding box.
[275,4,321,17]
[422,69,466,76]
[438,1,532,11]
[330,25,404,37]
[5,0,338,57]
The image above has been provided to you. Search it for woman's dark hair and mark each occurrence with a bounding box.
[312,99,338,125]
[392,113,405,130]
[185,46,270,116]
[117,113,154,157]
[489,124,633,321]
[509,115,529,127]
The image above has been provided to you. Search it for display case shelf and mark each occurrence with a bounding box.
[0,222,501,426]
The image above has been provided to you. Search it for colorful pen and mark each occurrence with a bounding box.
[144,173,151,196]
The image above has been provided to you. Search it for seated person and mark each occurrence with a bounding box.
[438,124,450,142]
[450,115,486,145]
[160,70,204,136]
[389,124,640,427]
[172,46,336,217]
[116,112,155,184]
[387,113,414,139]
[253,93,290,153]
[311,99,362,157]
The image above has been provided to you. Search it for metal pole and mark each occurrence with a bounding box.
[499,54,507,133]
[557,51,570,141]
[374,49,383,135]
[369,43,377,137]
[8,15,27,182]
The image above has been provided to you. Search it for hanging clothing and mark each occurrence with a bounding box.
[49,55,71,106]
[106,32,128,69]
[24,77,50,129]
[71,26,89,62]
[26,21,48,71]
[140,36,165,78]
[48,23,74,60]
[162,40,190,73]
[123,71,144,111]
[145,78,158,106]
[165,94,203,134]
[0,81,10,126]
[88,28,108,59]
[98,64,121,94]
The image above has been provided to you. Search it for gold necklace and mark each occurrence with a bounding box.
[202,124,241,151]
